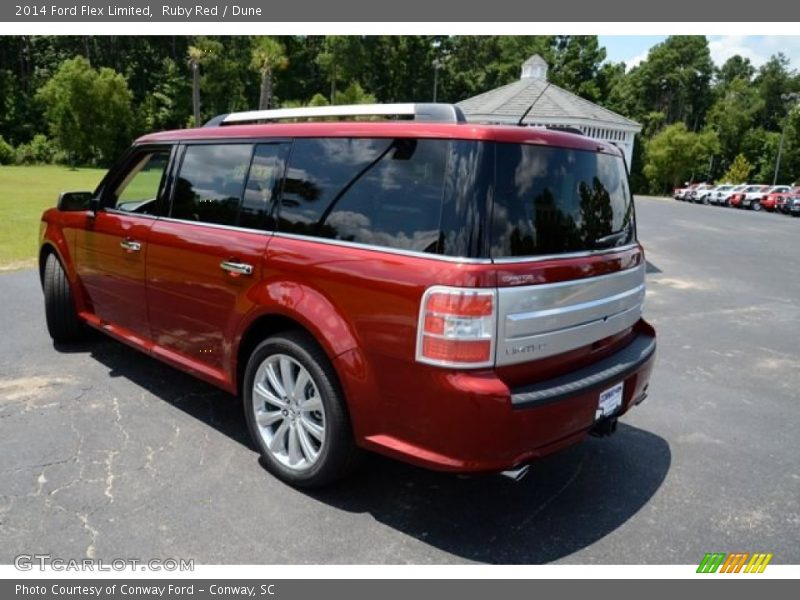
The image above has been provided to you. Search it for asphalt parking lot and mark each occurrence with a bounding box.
[1,197,798,565]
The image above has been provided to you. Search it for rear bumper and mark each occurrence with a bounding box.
[351,319,656,474]
[510,330,655,409]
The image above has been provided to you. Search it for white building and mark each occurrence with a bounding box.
[457,54,641,166]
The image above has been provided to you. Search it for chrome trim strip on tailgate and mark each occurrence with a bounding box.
[496,264,646,366]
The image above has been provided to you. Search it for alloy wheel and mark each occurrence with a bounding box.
[251,354,326,471]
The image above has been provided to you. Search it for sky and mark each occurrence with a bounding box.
[599,36,800,71]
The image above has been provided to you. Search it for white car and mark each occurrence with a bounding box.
[696,183,732,204]
[711,184,746,206]
[688,183,715,203]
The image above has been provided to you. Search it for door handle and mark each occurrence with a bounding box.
[220,260,253,276]
[120,239,141,253]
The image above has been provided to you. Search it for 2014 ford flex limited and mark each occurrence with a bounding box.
[39,103,656,487]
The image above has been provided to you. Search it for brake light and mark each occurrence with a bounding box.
[416,286,496,368]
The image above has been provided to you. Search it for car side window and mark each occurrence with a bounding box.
[171,144,253,226]
[279,138,447,253]
[240,143,289,230]
[110,150,171,215]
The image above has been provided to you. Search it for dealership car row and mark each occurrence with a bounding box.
[673,182,800,215]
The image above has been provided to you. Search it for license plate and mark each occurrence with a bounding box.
[597,382,624,420]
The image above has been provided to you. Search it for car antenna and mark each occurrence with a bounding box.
[517,82,551,127]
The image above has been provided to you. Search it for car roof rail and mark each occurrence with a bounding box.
[203,103,467,127]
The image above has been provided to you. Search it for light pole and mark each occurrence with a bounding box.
[432,58,443,103]
[773,92,800,185]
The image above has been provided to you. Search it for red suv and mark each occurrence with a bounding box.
[38,104,656,487]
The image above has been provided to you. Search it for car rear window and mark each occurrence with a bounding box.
[490,143,634,258]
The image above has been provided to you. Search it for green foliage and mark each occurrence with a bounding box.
[717,55,755,87]
[36,56,134,165]
[753,54,796,130]
[0,135,15,165]
[721,154,753,183]
[705,78,764,173]
[644,123,719,192]
[614,36,714,129]
[141,58,191,131]
[307,93,329,107]
[15,134,56,164]
[334,81,376,105]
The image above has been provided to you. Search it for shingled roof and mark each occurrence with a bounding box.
[457,54,641,131]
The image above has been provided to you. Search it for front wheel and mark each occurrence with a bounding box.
[752,201,762,211]
[42,253,86,343]
[243,331,362,488]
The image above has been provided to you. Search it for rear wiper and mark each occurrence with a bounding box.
[592,229,630,249]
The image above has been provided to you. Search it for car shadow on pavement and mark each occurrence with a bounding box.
[57,336,671,564]
[310,426,670,564]
[54,334,254,450]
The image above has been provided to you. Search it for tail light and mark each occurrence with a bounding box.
[416,286,496,368]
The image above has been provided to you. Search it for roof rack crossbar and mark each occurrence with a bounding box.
[203,103,466,127]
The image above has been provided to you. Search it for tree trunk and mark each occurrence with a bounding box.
[265,68,273,109]
[258,68,270,110]
[192,62,200,126]
[330,63,336,104]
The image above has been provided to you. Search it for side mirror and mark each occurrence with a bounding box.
[57,191,93,212]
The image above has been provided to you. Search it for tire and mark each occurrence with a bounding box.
[42,253,85,343]
[752,201,762,212]
[243,331,362,488]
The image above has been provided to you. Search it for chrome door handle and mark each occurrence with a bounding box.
[220,260,253,276]
[120,239,141,252]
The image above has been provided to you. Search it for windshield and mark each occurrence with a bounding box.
[490,143,634,258]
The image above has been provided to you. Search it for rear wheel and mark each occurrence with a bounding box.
[752,200,762,211]
[243,331,362,488]
[42,253,85,343]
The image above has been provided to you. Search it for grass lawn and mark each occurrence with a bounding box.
[0,165,105,270]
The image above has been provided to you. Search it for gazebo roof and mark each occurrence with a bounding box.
[457,55,641,131]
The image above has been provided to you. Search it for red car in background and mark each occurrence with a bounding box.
[769,187,800,213]
[729,185,770,208]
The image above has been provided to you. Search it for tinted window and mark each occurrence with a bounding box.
[110,150,170,215]
[279,138,447,253]
[439,140,492,258]
[240,143,289,230]
[171,144,252,225]
[491,144,634,257]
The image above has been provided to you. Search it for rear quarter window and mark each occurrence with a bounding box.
[278,138,447,254]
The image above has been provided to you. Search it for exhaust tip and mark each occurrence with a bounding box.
[500,464,530,482]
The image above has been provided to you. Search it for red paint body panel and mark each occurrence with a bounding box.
[145,219,270,390]
[74,212,153,341]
